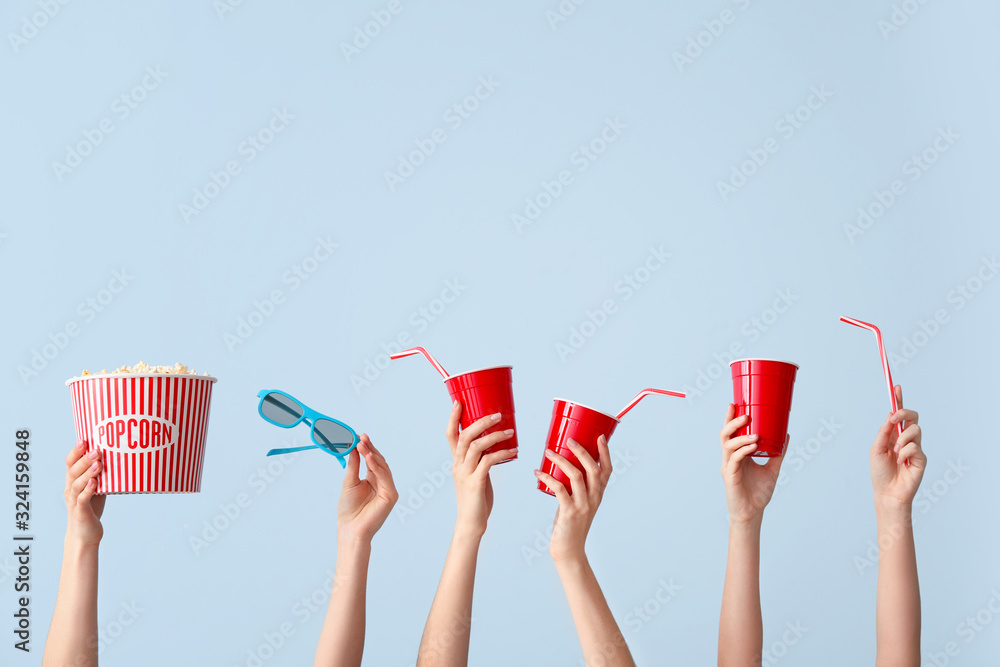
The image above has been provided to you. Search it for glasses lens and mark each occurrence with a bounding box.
[260,392,304,426]
[313,419,354,453]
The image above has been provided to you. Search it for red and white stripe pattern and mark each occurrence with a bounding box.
[67,374,216,494]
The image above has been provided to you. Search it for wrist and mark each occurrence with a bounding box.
[451,525,484,549]
[337,528,374,552]
[552,549,588,572]
[64,528,101,551]
[729,514,764,533]
[875,496,913,523]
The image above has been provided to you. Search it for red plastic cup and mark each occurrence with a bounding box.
[537,399,619,496]
[730,358,799,458]
[444,366,517,463]
[66,373,218,494]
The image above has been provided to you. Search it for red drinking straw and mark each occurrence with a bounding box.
[841,316,909,465]
[390,347,449,379]
[615,388,686,420]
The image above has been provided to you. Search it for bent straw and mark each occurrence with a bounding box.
[615,388,686,420]
[390,347,449,379]
[841,316,910,467]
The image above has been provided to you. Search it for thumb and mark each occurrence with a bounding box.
[343,448,361,488]
[764,435,789,477]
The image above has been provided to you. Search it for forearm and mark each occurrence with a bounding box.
[314,535,372,667]
[875,501,920,667]
[555,555,634,667]
[416,530,481,667]
[43,536,99,667]
[719,517,763,667]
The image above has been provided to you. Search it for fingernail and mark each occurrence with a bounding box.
[90,462,100,472]
[453,400,460,408]
[750,434,758,440]
[76,441,85,450]
[510,448,518,453]
[88,450,99,460]
[491,413,502,421]
[503,429,514,435]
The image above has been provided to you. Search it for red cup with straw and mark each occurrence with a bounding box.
[840,316,908,465]
[391,347,518,463]
[537,388,685,496]
[730,358,799,458]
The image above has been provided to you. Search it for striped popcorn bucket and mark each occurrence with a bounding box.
[66,373,217,494]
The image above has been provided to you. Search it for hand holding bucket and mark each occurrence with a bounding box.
[391,347,518,463]
[537,388,686,496]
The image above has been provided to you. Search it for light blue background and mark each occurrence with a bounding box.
[2,0,998,665]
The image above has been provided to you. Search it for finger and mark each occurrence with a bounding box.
[893,424,922,453]
[476,448,517,473]
[71,459,102,498]
[446,401,462,453]
[896,441,922,465]
[725,441,758,477]
[465,429,514,469]
[870,414,895,458]
[566,440,600,495]
[359,434,391,471]
[890,408,919,428]
[723,433,758,460]
[77,477,98,509]
[545,449,587,499]
[457,413,504,458]
[720,412,749,443]
[342,448,361,488]
[66,448,101,488]
[596,435,612,484]
[534,469,572,506]
[764,435,789,475]
[65,440,86,469]
[357,441,382,490]
[895,385,904,410]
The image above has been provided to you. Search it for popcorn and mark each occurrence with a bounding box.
[80,361,210,376]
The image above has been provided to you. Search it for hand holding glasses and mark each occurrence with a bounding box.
[257,390,359,469]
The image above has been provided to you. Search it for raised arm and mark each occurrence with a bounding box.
[718,404,785,667]
[314,435,399,667]
[534,436,635,667]
[43,441,106,667]
[416,402,515,667]
[871,385,925,667]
